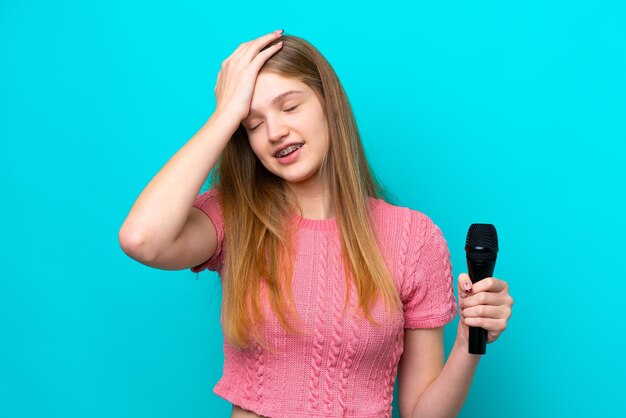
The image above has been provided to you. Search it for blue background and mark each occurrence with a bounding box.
[1,1,624,417]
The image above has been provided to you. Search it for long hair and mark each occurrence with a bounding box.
[208,34,403,352]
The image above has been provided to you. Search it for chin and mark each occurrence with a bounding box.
[280,169,321,185]
[264,158,322,182]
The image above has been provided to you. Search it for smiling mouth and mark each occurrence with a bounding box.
[275,143,304,158]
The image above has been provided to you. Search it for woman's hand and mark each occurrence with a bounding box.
[456,273,514,347]
[214,29,285,122]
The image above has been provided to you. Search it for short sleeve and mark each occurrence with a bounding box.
[401,212,458,329]
[190,187,225,273]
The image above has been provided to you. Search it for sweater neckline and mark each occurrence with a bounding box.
[290,212,338,232]
[289,197,380,232]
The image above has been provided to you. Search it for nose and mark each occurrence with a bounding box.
[266,115,289,143]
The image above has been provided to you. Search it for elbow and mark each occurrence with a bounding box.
[118,226,157,262]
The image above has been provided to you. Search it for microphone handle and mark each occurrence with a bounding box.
[466,259,496,355]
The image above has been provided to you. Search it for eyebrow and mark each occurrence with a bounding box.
[247,90,305,119]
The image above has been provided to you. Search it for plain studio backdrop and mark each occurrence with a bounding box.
[1,1,624,417]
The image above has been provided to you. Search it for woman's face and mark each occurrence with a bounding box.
[242,71,329,188]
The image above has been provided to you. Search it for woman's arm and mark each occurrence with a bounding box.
[401,273,513,418]
[397,324,479,418]
[399,330,480,418]
[118,30,285,263]
[118,110,239,261]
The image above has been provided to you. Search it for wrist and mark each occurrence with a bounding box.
[212,106,244,126]
[454,322,484,363]
[454,321,470,351]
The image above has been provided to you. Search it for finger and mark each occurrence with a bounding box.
[249,40,284,70]
[470,277,507,294]
[459,291,502,308]
[457,273,473,295]
[224,39,255,64]
[462,304,509,319]
[230,42,249,59]
[240,30,284,64]
[226,30,283,65]
[463,316,508,332]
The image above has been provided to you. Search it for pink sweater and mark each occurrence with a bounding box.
[191,188,458,418]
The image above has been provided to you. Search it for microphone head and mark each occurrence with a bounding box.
[465,224,499,263]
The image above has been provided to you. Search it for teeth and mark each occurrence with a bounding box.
[276,144,302,158]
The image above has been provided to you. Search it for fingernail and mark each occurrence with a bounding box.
[274,29,284,35]
[460,291,467,298]
[464,282,472,291]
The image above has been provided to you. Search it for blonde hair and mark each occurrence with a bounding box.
[206,34,403,352]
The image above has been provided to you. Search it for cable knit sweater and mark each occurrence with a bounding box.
[190,188,458,418]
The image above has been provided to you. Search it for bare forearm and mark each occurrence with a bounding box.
[411,337,480,418]
[119,110,240,257]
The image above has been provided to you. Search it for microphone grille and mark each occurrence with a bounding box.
[465,223,499,262]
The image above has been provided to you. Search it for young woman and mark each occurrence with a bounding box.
[119,30,514,418]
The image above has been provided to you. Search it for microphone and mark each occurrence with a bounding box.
[464,224,499,355]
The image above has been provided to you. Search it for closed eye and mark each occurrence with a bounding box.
[249,105,300,131]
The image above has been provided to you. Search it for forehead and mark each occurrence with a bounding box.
[248,72,311,115]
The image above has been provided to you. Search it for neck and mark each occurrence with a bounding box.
[286,180,335,220]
